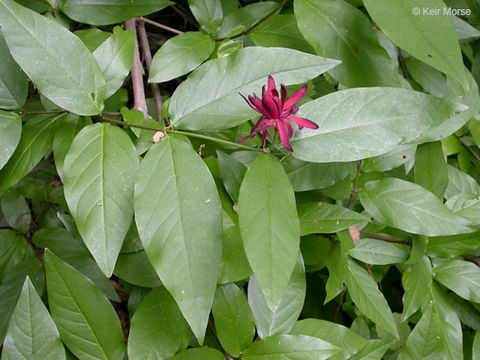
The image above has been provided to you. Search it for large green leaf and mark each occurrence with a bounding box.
[433,259,480,302]
[243,334,340,360]
[0,230,32,282]
[1,189,32,233]
[238,154,300,311]
[0,111,21,170]
[290,319,368,360]
[0,32,27,109]
[414,141,448,199]
[128,286,191,359]
[350,339,393,360]
[0,0,105,115]
[249,14,315,53]
[61,0,173,25]
[169,47,340,130]
[32,228,120,302]
[445,164,480,199]
[363,0,466,85]
[0,259,44,344]
[0,113,62,193]
[63,123,138,277]
[217,150,246,203]
[170,348,225,360]
[359,178,474,236]
[289,88,467,162]
[44,250,125,360]
[284,158,354,192]
[93,27,134,99]
[248,256,306,338]
[324,241,347,304]
[474,331,480,360]
[113,251,161,288]
[346,258,399,338]
[187,0,223,35]
[149,32,215,83]
[2,277,66,360]
[298,202,369,235]
[212,283,255,357]
[402,256,432,320]
[348,239,408,265]
[294,0,405,88]
[134,135,222,343]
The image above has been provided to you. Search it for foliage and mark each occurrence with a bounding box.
[0,0,480,359]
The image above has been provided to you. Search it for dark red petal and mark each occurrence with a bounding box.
[288,114,319,130]
[251,118,270,133]
[283,85,307,110]
[277,121,293,152]
[280,84,287,104]
[267,76,276,94]
[261,130,269,151]
[238,134,254,143]
[282,119,293,137]
[240,93,261,112]
[262,93,280,118]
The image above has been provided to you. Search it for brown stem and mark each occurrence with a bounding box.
[398,53,410,80]
[20,110,66,115]
[137,20,164,124]
[101,117,165,132]
[102,111,122,116]
[139,17,184,35]
[462,254,480,267]
[214,0,289,41]
[460,139,480,162]
[347,160,362,208]
[124,18,149,118]
[360,233,412,245]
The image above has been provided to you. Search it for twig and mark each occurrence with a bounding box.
[214,0,289,41]
[101,117,164,132]
[360,233,412,245]
[346,160,362,208]
[137,20,164,124]
[139,17,184,35]
[398,53,410,80]
[102,111,121,116]
[462,254,480,267]
[20,110,66,115]
[124,18,149,117]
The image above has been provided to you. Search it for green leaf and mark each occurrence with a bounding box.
[0,230,33,282]
[1,277,66,360]
[93,27,134,99]
[217,150,246,203]
[474,331,480,360]
[299,202,369,235]
[0,111,21,170]
[249,14,314,53]
[238,154,300,311]
[454,15,480,41]
[61,0,173,25]
[362,145,416,173]
[363,0,466,85]
[0,189,31,233]
[149,32,215,83]
[324,241,347,304]
[0,32,27,109]
[44,250,125,360]
[427,232,480,257]
[128,286,191,359]
[294,0,405,88]
[75,28,111,52]
[402,256,432,320]
[414,141,448,199]
[0,113,62,193]
[113,251,161,288]
[169,47,340,130]
[32,228,120,302]
[134,135,222,343]
[53,114,91,182]
[346,258,399,338]
[0,0,105,115]
[404,58,448,97]
[212,283,255,357]
[0,259,44,344]
[170,348,225,360]
[350,339,393,360]
[290,319,368,360]
[243,334,340,360]
[217,2,277,38]
[248,256,306,338]
[445,164,480,199]
[349,239,408,265]
[289,88,467,162]
[284,158,354,192]
[359,178,474,236]
[188,0,223,35]
[63,123,138,277]
[433,259,480,302]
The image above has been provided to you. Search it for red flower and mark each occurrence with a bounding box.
[238,76,318,152]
